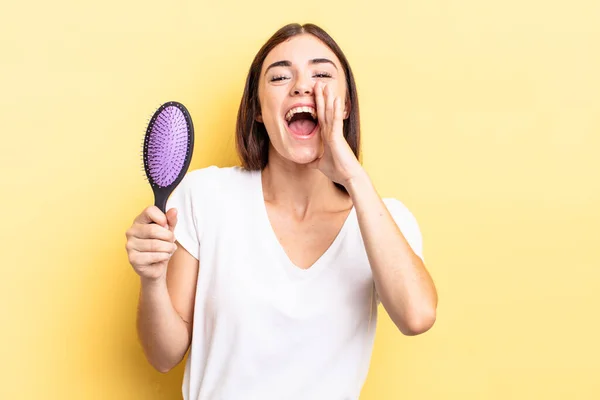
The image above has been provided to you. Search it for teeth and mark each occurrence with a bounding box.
[285,106,317,122]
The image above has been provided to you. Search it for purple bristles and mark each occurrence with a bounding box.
[147,105,189,187]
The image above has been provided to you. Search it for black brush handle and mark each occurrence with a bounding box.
[153,186,171,214]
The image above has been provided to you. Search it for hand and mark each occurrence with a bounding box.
[309,81,364,187]
[125,206,178,282]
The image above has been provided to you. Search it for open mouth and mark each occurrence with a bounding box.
[285,106,318,136]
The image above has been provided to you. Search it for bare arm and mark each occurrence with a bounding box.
[346,172,438,336]
[310,82,436,335]
[126,206,199,373]
[136,242,199,373]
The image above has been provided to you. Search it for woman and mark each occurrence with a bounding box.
[126,23,437,400]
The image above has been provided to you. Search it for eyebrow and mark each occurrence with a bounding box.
[264,58,338,75]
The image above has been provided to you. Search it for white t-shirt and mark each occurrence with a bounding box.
[166,166,423,400]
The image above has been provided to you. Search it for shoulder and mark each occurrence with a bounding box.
[382,198,418,223]
[182,165,256,200]
[184,165,254,188]
[167,165,256,232]
[382,197,424,260]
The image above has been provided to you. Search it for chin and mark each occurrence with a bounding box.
[291,153,320,165]
[270,145,318,166]
[286,141,322,165]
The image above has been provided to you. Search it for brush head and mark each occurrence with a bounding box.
[143,101,194,212]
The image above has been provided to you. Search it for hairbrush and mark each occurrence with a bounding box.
[142,101,194,213]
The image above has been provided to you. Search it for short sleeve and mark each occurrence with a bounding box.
[383,198,424,262]
[165,171,201,260]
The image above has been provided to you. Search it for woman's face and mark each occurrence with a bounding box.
[257,34,348,165]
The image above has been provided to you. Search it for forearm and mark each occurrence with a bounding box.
[136,277,191,372]
[346,171,437,335]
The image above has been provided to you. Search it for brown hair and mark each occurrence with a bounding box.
[235,23,361,173]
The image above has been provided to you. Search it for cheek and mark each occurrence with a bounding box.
[325,82,346,102]
[260,95,280,119]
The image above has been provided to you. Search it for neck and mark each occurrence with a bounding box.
[261,152,348,216]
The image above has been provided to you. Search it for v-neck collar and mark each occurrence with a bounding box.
[253,169,355,279]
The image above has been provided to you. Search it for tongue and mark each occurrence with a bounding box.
[289,119,316,136]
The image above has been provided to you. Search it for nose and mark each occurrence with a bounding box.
[291,74,313,96]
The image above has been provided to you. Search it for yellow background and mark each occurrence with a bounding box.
[1,0,599,398]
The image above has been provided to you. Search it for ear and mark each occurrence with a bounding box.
[343,98,351,120]
[255,113,263,123]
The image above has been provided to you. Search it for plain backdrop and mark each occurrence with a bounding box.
[1,0,599,398]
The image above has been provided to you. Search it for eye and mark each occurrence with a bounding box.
[270,75,289,82]
[314,72,333,79]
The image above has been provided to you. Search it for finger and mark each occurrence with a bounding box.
[135,205,168,228]
[135,252,172,265]
[129,238,177,253]
[166,208,178,232]
[335,97,343,119]
[134,223,175,242]
[315,81,326,126]
[332,97,344,135]
[325,84,335,126]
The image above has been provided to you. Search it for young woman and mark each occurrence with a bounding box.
[126,23,437,400]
